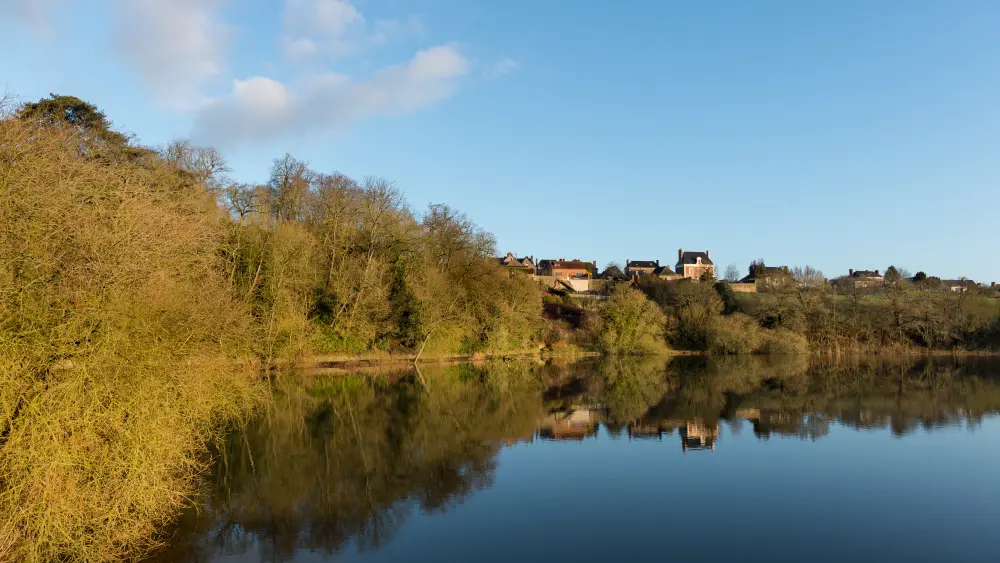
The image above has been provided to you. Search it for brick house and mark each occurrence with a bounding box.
[537,259,596,280]
[676,249,716,280]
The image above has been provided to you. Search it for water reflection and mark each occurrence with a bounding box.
[150,356,1000,562]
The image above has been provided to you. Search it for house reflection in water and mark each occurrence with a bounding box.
[626,418,719,452]
[679,419,718,452]
[537,406,602,441]
[735,407,830,441]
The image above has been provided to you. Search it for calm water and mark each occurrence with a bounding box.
[152,357,1000,563]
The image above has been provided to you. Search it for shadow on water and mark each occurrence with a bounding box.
[148,356,1000,562]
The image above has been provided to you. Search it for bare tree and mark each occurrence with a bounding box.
[723,263,741,282]
[161,139,231,190]
[267,153,313,222]
[223,182,262,224]
[792,265,826,288]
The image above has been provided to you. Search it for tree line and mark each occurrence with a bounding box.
[650,259,1000,354]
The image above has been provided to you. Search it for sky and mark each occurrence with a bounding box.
[2,0,999,281]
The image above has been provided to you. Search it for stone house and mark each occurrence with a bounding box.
[624,259,659,278]
[537,258,596,280]
[942,278,978,293]
[496,252,536,274]
[676,249,716,280]
[841,269,884,289]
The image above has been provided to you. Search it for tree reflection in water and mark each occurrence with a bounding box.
[149,356,1000,562]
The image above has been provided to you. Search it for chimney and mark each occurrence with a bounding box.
[706,250,710,259]
[678,249,683,262]
[875,270,880,276]
[626,257,630,266]
[656,259,660,267]
[992,282,996,288]
[849,269,854,276]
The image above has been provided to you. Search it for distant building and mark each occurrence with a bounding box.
[836,269,884,289]
[496,252,536,274]
[942,278,978,293]
[538,259,596,280]
[623,259,683,281]
[537,408,601,441]
[653,265,682,281]
[624,259,659,278]
[676,249,716,280]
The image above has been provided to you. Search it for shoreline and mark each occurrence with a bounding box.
[285,349,707,375]
[282,347,1000,376]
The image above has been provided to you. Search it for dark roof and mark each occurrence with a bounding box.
[627,260,658,269]
[653,265,676,276]
[942,279,976,287]
[850,270,881,278]
[539,259,593,270]
[599,270,628,280]
[677,251,714,266]
[497,253,534,268]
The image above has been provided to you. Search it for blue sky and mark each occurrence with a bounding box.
[3,0,999,281]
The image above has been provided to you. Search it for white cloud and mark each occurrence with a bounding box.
[114,0,232,109]
[193,45,469,146]
[6,0,478,143]
[487,58,520,78]
[0,0,64,32]
[281,0,421,59]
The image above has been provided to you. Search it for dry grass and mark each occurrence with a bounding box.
[0,118,265,561]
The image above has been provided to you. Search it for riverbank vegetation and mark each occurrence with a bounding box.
[0,97,270,562]
[634,275,1000,355]
[0,94,544,561]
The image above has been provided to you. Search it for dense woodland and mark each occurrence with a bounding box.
[1,95,999,562]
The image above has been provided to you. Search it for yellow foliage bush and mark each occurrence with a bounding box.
[0,118,265,562]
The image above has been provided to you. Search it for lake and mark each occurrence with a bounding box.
[149,356,1000,563]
